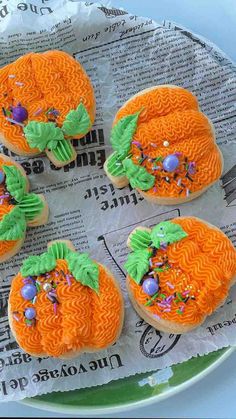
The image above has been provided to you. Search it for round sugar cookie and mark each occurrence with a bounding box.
[104,85,223,204]
[8,240,124,358]
[0,50,95,167]
[0,153,48,263]
[125,217,236,333]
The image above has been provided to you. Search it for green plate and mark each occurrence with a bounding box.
[21,347,234,415]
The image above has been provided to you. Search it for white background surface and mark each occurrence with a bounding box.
[1,0,236,417]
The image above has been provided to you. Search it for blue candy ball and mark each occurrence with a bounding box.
[12,106,28,123]
[25,307,36,320]
[0,170,5,184]
[21,284,37,300]
[163,154,179,172]
[142,278,159,296]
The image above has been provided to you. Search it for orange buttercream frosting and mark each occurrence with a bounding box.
[9,259,123,357]
[115,86,222,198]
[0,50,95,154]
[128,217,236,326]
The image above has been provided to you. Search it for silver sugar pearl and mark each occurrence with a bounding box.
[163,140,169,147]
[43,283,52,292]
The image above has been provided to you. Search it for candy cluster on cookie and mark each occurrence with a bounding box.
[125,217,236,333]
[104,86,223,204]
[9,240,124,358]
[0,154,48,262]
[0,50,95,167]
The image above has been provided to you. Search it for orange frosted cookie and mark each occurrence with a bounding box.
[0,50,95,167]
[0,154,48,262]
[9,240,124,358]
[125,217,236,333]
[104,85,223,204]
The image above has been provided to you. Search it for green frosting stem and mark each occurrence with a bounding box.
[2,165,27,202]
[106,153,126,177]
[18,193,44,221]
[48,242,70,259]
[50,138,74,162]
[123,158,155,191]
[129,228,152,251]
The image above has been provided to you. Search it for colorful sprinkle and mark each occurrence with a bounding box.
[166,281,175,289]
[182,290,190,296]
[13,313,20,321]
[151,142,157,147]
[177,178,182,187]
[15,81,24,86]
[132,141,141,147]
[186,188,190,197]
[53,303,57,314]
[6,117,24,127]
[8,74,16,78]
[177,309,183,315]
[176,292,183,301]
[157,302,167,308]
[163,308,171,312]
[66,275,71,286]
[34,108,43,116]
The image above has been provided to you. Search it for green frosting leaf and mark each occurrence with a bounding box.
[106,152,126,177]
[0,206,26,240]
[2,165,27,202]
[18,193,44,221]
[129,228,152,251]
[151,221,188,249]
[62,103,91,137]
[66,251,99,293]
[24,121,64,152]
[48,242,70,259]
[111,111,140,158]
[124,248,152,284]
[51,138,74,162]
[123,159,155,191]
[21,252,57,277]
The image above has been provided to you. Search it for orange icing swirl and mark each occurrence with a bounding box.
[128,217,236,326]
[9,260,123,357]
[115,87,222,197]
[0,50,95,154]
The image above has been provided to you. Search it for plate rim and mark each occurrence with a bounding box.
[20,346,235,416]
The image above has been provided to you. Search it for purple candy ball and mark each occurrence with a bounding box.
[12,105,28,123]
[0,169,5,184]
[163,154,179,172]
[142,278,159,296]
[21,284,37,300]
[25,307,36,320]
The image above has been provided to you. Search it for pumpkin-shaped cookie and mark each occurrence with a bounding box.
[9,240,124,358]
[104,85,223,204]
[125,217,236,333]
[0,50,95,167]
[0,154,48,263]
